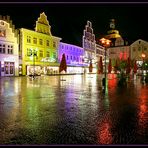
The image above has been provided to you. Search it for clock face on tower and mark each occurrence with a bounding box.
[110,23,115,29]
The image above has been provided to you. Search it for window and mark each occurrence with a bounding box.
[10,62,14,74]
[53,52,56,59]
[133,47,136,52]
[144,47,147,51]
[39,39,43,45]
[3,45,5,53]
[46,51,50,57]
[33,37,37,44]
[40,50,43,57]
[138,47,141,51]
[67,55,68,60]
[8,45,13,54]
[53,41,56,48]
[27,48,32,56]
[5,62,9,74]
[0,44,5,53]
[46,40,49,46]
[27,36,31,43]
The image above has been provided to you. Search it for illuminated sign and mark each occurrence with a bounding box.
[4,57,15,61]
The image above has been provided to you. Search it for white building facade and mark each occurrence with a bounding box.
[0,15,19,76]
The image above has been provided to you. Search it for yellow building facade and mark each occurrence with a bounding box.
[19,12,61,76]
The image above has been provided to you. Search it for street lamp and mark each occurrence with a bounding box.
[30,48,37,78]
[100,38,111,92]
[141,53,146,81]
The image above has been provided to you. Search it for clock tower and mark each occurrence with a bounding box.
[110,19,115,29]
[105,19,121,40]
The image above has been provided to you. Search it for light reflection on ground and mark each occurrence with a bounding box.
[0,74,148,144]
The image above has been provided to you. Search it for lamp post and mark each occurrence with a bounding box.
[100,38,111,93]
[30,49,37,78]
[141,53,146,81]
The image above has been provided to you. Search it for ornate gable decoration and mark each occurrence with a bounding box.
[35,12,52,35]
[38,12,49,25]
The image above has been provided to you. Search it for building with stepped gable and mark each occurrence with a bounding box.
[19,12,61,76]
[0,15,19,76]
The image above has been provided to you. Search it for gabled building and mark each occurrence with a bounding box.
[82,21,96,71]
[0,15,19,76]
[19,12,61,76]
[130,39,148,67]
[105,19,130,71]
[82,21,105,73]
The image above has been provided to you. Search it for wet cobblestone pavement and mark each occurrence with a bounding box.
[0,74,148,145]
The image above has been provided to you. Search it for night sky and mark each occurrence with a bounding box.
[0,2,148,46]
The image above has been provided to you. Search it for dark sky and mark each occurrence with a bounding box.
[0,2,148,46]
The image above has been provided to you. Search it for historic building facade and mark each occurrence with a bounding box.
[58,42,85,74]
[105,19,130,72]
[0,15,19,76]
[19,12,61,76]
[82,21,96,72]
[130,39,148,70]
[82,21,106,73]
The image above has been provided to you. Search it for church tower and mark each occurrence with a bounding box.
[105,19,121,39]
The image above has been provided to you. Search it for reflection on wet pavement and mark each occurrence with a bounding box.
[0,74,148,144]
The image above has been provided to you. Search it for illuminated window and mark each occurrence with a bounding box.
[46,40,49,46]
[33,37,37,44]
[39,39,43,45]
